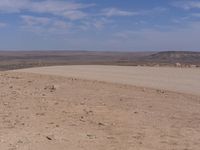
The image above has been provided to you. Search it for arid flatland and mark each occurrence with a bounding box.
[0,65,200,150]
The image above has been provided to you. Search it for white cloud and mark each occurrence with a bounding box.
[0,22,7,28]
[0,0,94,20]
[0,0,29,13]
[93,20,106,29]
[52,20,71,30]
[101,7,167,18]
[62,10,88,20]
[30,0,94,13]
[79,17,112,30]
[21,15,50,26]
[20,15,72,35]
[101,8,138,17]
[192,13,200,17]
[30,0,94,20]
[93,18,112,29]
[113,21,200,50]
[0,0,165,25]
[173,1,200,10]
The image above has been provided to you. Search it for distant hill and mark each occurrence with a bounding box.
[143,51,200,65]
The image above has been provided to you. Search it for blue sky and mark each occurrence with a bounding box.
[0,0,200,51]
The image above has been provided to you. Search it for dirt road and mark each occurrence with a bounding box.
[15,65,200,96]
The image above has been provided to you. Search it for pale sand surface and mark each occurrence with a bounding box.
[0,71,200,150]
[15,65,200,96]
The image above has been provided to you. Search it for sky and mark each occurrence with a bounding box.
[0,0,200,51]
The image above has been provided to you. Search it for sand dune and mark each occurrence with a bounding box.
[15,65,200,96]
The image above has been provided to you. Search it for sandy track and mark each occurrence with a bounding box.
[15,65,200,96]
[0,72,200,150]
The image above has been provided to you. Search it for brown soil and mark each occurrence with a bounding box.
[0,70,200,150]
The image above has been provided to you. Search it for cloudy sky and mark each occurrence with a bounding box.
[0,0,200,51]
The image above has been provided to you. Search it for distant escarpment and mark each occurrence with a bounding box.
[141,51,200,66]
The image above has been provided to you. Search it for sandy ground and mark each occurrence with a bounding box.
[0,69,200,150]
[15,65,200,96]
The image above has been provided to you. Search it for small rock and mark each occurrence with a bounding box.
[46,136,52,140]
[98,122,105,126]
[54,102,59,105]
[44,85,56,92]
[36,113,45,116]
[87,134,96,139]
[156,90,165,94]
[80,102,85,105]
[17,140,23,144]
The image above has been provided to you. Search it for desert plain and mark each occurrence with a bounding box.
[0,65,200,150]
